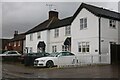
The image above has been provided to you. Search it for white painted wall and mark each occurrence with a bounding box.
[23,40,26,53]
[26,25,71,53]
[118,21,120,44]
[26,30,49,53]
[71,8,99,55]
[101,17,119,54]
[49,26,71,53]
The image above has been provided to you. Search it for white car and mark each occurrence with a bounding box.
[0,51,21,57]
[34,51,76,68]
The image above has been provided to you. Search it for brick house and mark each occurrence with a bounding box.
[6,31,26,54]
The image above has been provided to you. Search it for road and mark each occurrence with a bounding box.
[2,62,120,79]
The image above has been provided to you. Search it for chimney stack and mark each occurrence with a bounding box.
[14,31,18,37]
[49,11,59,20]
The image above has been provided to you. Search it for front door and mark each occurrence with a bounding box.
[111,44,120,64]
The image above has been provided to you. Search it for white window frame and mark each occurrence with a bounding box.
[14,42,16,47]
[109,19,116,29]
[65,26,71,36]
[78,42,90,53]
[52,45,57,52]
[54,28,59,38]
[30,34,33,41]
[37,32,41,39]
[80,18,87,30]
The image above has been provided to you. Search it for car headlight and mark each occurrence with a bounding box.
[39,60,46,62]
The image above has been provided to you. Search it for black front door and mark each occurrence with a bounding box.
[111,44,120,64]
[37,41,46,52]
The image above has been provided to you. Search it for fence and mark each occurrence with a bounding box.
[57,54,110,68]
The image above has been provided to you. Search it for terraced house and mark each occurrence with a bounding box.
[25,3,120,64]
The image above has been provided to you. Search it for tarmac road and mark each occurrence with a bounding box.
[2,62,120,79]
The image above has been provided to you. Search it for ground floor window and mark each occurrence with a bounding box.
[78,42,90,53]
[52,45,57,52]
[62,45,70,51]
[30,47,33,53]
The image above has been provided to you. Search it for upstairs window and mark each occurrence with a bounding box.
[52,45,57,52]
[109,19,116,28]
[65,26,71,36]
[54,28,59,38]
[30,34,33,41]
[80,18,87,30]
[37,32,41,39]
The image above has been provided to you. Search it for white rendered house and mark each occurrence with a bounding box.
[25,3,120,63]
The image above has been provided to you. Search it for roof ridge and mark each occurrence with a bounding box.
[82,3,120,14]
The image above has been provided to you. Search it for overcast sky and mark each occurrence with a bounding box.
[1,1,120,39]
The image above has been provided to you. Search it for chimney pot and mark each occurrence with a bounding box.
[14,31,18,37]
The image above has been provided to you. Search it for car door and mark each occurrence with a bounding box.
[58,52,76,66]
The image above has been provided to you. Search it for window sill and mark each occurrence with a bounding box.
[109,27,116,29]
[78,52,90,54]
[80,28,88,30]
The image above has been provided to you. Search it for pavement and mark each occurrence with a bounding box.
[2,62,120,79]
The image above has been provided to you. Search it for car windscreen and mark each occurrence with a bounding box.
[2,51,8,54]
[47,52,60,57]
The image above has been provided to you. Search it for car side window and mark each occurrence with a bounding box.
[8,52,17,54]
[45,53,50,56]
[62,52,74,56]
[69,53,75,56]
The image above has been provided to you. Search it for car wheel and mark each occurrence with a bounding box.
[46,60,54,68]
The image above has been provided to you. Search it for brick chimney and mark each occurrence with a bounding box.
[49,11,59,20]
[14,31,18,37]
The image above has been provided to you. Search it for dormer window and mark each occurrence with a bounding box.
[109,19,116,28]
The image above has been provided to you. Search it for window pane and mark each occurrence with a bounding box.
[37,32,41,39]
[78,46,81,52]
[80,24,83,30]
[80,19,83,23]
[109,19,116,28]
[80,18,87,30]
[82,48,86,52]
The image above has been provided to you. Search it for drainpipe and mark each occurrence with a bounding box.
[99,17,101,55]
[99,17,101,62]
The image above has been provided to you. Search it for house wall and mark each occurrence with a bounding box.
[100,17,119,54]
[118,21,120,44]
[49,26,71,53]
[26,26,71,53]
[6,40,24,54]
[71,8,99,55]
[118,1,120,44]
[26,30,49,53]
[23,40,26,53]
